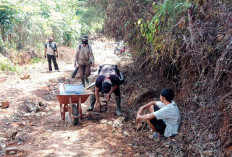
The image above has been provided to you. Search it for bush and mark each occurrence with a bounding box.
[0,55,17,71]
[0,39,7,54]
[30,57,41,64]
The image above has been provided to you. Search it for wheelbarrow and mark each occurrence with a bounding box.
[53,84,90,125]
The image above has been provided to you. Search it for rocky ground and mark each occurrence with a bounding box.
[0,38,227,157]
[0,38,134,157]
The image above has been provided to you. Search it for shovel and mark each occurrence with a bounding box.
[71,65,79,78]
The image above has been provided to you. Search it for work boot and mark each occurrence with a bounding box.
[81,78,85,87]
[85,77,89,84]
[87,94,96,111]
[115,97,122,116]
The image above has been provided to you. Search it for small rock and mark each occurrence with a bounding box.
[164,144,170,148]
[1,101,9,109]
[145,152,154,157]
[23,103,40,113]
[5,147,18,154]
[24,113,31,116]
[9,151,16,154]
[24,103,35,112]
[57,77,65,83]
[135,122,144,130]
[15,132,30,142]
[4,130,18,139]
[100,119,108,124]
[113,117,125,128]
[0,137,7,142]
[0,151,4,156]
[202,150,213,156]
[34,106,40,112]
[39,101,44,106]
[123,131,130,137]
[20,74,30,80]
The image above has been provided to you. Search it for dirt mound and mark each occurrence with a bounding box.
[58,46,75,64]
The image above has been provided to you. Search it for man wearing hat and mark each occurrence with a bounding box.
[87,64,124,116]
[44,37,59,72]
[74,35,94,86]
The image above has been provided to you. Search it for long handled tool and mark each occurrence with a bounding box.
[71,65,79,78]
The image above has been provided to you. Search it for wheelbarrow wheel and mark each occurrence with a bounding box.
[72,104,79,125]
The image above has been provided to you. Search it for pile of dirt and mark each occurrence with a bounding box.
[1,46,39,66]
[58,46,75,64]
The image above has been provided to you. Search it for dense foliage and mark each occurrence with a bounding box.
[0,0,104,52]
[0,0,104,71]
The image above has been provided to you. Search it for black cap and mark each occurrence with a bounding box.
[82,35,88,40]
[102,81,111,94]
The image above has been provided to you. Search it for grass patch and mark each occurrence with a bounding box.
[30,57,41,64]
[0,57,17,71]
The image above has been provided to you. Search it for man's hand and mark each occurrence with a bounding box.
[44,54,46,58]
[96,102,101,112]
[106,93,111,101]
[56,54,58,58]
[136,115,140,123]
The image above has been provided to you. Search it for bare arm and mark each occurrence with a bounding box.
[95,87,100,103]
[106,85,118,101]
[45,46,47,55]
[136,101,157,122]
[95,87,101,111]
[56,48,58,55]
[137,113,155,121]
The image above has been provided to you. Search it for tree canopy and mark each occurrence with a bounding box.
[0,0,104,51]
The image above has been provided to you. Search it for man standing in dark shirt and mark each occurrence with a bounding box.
[87,64,124,116]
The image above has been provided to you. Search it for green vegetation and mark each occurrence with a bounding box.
[0,55,17,71]
[0,0,105,70]
[0,0,104,50]
[30,57,41,64]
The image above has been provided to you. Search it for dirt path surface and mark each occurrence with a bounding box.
[0,38,133,157]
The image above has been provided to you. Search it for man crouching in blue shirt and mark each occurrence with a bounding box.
[136,88,181,138]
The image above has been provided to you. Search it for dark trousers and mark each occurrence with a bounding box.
[47,54,59,71]
[79,64,91,79]
[150,105,166,134]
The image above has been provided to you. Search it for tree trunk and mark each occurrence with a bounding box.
[0,24,5,41]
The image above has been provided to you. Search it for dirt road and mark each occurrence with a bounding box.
[0,38,134,157]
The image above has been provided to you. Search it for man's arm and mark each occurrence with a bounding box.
[74,48,80,67]
[136,101,157,122]
[95,87,101,111]
[137,113,155,121]
[89,46,94,65]
[55,45,58,56]
[95,87,100,103]
[106,85,118,101]
[44,45,47,58]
